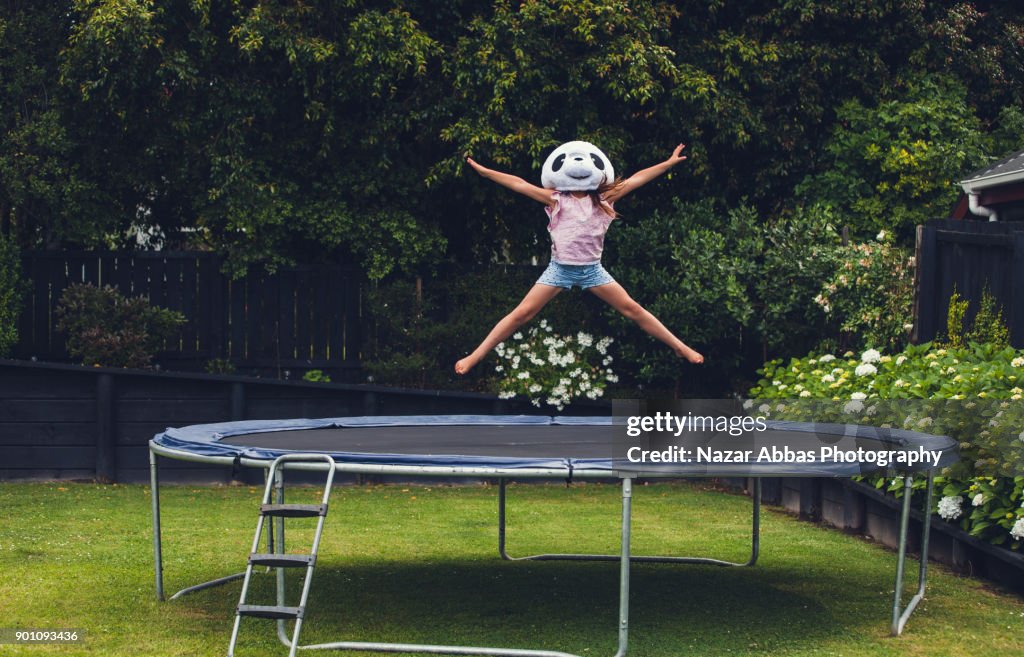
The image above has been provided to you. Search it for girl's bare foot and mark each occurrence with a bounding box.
[677,344,704,364]
[454,357,476,375]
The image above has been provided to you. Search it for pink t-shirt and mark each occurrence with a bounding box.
[545,192,615,265]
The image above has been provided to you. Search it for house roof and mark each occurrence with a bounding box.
[961,149,1024,193]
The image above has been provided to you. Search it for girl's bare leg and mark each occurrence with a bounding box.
[588,282,704,363]
[455,284,563,374]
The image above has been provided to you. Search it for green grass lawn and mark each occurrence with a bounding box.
[0,480,1022,657]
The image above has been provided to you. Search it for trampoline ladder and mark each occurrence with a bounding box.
[227,454,336,657]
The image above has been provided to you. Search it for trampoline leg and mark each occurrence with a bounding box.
[748,478,761,567]
[498,477,760,567]
[156,456,256,601]
[614,478,632,657]
[150,449,164,601]
[891,472,934,636]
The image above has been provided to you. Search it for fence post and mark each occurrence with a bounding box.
[912,223,937,344]
[95,373,116,483]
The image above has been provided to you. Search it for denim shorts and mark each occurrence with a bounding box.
[536,261,615,289]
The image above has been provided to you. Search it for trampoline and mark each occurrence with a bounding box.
[149,415,958,657]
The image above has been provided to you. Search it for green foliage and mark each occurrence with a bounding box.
[796,75,990,237]
[55,283,185,368]
[493,321,616,410]
[5,2,1023,275]
[944,286,1010,350]
[0,232,24,356]
[945,287,969,349]
[968,287,1010,349]
[814,233,915,352]
[302,369,331,383]
[750,342,1024,549]
[204,357,235,375]
[606,200,840,392]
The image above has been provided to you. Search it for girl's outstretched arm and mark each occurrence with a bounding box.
[467,157,555,205]
[603,144,687,204]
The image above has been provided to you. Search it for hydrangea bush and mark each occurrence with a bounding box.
[494,320,617,411]
[749,342,1024,550]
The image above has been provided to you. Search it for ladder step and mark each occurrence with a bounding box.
[249,553,315,568]
[260,503,327,518]
[237,604,304,620]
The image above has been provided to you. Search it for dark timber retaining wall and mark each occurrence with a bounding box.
[0,359,606,483]
[733,477,1024,592]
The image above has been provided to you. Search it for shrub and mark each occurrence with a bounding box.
[945,287,969,349]
[813,231,914,353]
[493,320,616,410]
[750,343,1024,550]
[606,199,840,393]
[302,369,331,383]
[55,283,185,368]
[0,232,23,356]
[204,358,236,375]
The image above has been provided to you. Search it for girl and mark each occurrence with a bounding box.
[455,141,704,375]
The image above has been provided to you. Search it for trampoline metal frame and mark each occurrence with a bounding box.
[149,441,936,657]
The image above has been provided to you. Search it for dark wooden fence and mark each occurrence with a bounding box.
[915,219,1024,347]
[14,251,363,377]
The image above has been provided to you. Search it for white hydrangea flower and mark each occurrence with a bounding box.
[854,363,877,377]
[758,404,771,414]
[498,391,516,399]
[819,354,836,363]
[576,332,593,347]
[1012,518,1024,541]
[799,390,811,398]
[851,392,867,400]
[896,355,907,366]
[937,496,963,520]
[528,384,542,394]
[743,399,754,410]
[972,493,985,507]
[876,230,887,241]
[517,371,530,380]
[843,400,864,414]
[822,374,835,383]
[512,332,523,340]
[1013,357,1024,368]
[861,349,881,364]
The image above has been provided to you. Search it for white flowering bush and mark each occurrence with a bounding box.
[749,342,1024,550]
[937,496,963,521]
[493,320,616,411]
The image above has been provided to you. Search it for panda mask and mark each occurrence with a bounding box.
[541,141,615,192]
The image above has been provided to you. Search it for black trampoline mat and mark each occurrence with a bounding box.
[220,424,616,459]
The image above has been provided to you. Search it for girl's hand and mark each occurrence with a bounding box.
[466,157,487,175]
[665,144,687,167]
